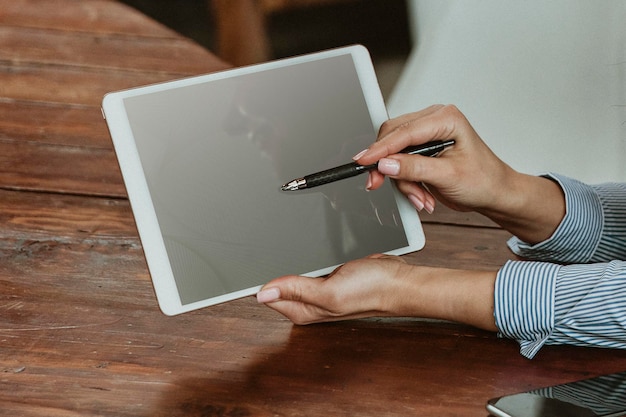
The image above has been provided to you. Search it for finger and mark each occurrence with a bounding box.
[264,298,329,325]
[367,153,440,211]
[365,170,385,191]
[377,104,445,138]
[258,279,371,325]
[379,153,455,191]
[366,166,437,213]
[257,276,329,324]
[368,253,407,263]
[358,105,464,165]
[257,275,319,304]
[354,106,445,166]
[395,180,436,213]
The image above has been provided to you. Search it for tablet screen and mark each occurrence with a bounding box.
[105,47,423,314]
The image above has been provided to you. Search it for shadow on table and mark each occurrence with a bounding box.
[149,319,504,416]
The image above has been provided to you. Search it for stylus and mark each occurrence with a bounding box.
[280,139,455,191]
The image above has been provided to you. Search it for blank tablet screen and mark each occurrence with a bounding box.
[114,49,419,310]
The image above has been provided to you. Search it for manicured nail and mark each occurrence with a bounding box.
[407,194,425,212]
[352,148,369,161]
[257,287,281,303]
[378,158,400,176]
[424,200,435,214]
[366,174,373,191]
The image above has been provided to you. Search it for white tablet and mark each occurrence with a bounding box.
[102,45,425,315]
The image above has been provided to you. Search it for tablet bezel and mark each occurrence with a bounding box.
[102,45,425,315]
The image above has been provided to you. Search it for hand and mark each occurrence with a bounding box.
[355,104,565,244]
[356,104,515,214]
[256,254,411,324]
[256,253,498,331]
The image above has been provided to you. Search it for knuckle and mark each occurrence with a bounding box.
[378,119,394,136]
[441,104,461,117]
[291,284,303,302]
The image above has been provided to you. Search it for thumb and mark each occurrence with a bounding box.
[256,286,282,303]
[256,275,319,304]
[378,153,449,186]
[256,275,329,325]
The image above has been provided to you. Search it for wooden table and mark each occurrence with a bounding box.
[1,1,625,416]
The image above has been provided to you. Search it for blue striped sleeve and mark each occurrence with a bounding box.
[591,182,626,261]
[508,173,626,263]
[549,261,626,350]
[495,260,626,359]
[507,174,603,263]
[494,260,560,359]
[496,174,626,358]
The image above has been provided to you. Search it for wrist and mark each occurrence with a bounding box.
[478,173,565,244]
[385,265,498,331]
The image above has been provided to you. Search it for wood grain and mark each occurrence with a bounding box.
[0,0,180,36]
[2,1,626,416]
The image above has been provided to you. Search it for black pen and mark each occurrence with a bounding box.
[281,139,455,191]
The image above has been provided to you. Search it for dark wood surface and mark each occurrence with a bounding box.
[2,1,626,415]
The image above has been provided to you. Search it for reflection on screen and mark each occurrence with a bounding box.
[490,371,626,417]
[123,54,409,305]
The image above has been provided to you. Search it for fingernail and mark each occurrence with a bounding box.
[352,148,369,161]
[365,174,373,191]
[257,287,280,303]
[407,194,424,211]
[424,200,435,214]
[378,158,400,176]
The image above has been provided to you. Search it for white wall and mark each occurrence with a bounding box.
[389,1,626,184]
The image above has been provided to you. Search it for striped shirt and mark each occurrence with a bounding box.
[530,371,626,414]
[494,174,626,359]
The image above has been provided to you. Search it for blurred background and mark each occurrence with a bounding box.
[116,1,626,183]
[119,0,412,100]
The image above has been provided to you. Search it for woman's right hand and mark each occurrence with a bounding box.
[355,104,516,215]
[355,105,565,244]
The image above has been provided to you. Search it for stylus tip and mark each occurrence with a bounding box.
[281,179,303,191]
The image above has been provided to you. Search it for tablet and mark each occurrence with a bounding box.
[102,45,425,315]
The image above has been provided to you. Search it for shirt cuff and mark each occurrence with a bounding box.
[549,261,626,349]
[495,260,561,359]
[507,173,603,263]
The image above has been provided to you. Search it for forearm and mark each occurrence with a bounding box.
[257,256,499,330]
[388,265,498,331]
